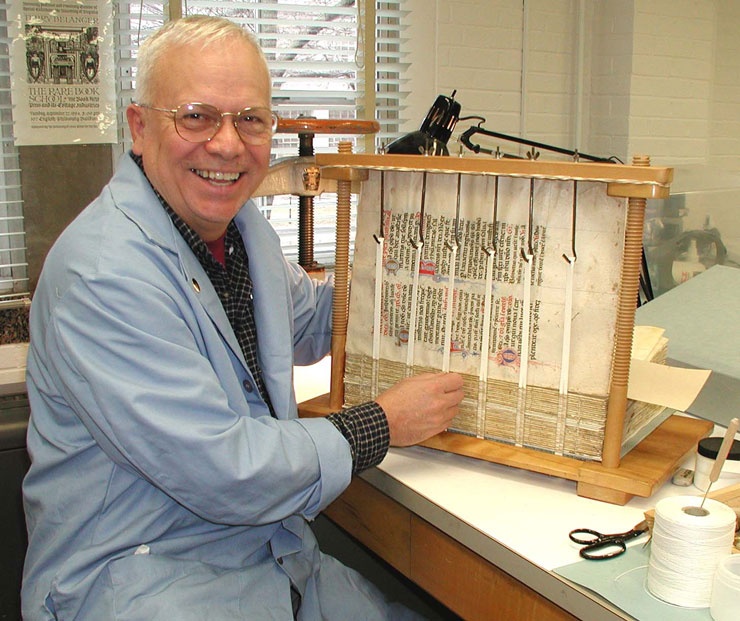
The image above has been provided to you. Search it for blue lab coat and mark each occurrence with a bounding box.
[22,154,401,620]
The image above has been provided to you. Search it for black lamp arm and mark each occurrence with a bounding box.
[459,125,618,163]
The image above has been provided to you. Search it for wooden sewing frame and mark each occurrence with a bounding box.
[256,146,712,505]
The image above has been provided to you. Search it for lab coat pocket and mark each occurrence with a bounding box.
[108,553,293,621]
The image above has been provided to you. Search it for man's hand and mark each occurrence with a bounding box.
[375,372,464,447]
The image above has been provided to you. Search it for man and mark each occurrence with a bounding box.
[22,15,463,620]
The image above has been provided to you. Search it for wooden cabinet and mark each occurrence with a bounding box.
[324,477,577,621]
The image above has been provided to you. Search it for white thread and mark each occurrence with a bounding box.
[476,249,495,438]
[371,236,384,398]
[647,496,736,608]
[372,237,384,361]
[405,242,423,376]
[558,259,575,395]
[514,255,533,447]
[442,244,458,373]
[518,257,533,389]
[555,258,575,455]
[479,250,495,384]
[614,564,648,583]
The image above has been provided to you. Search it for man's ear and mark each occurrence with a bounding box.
[126,104,146,155]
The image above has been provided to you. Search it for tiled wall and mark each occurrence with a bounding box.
[435,0,525,138]
[588,0,633,160]
[709,0,740,171]
[522,0,580,145]
[411,0,740,168]
[629,0,715,164]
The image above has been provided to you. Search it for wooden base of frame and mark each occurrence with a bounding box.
[299,395,712,505]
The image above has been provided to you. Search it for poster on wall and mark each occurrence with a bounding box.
[8,0,117,145]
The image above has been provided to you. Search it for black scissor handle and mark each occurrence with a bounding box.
[569,521,648,560]
[569,528,629,560]
[579,537,627,560]
[569,528,603,545]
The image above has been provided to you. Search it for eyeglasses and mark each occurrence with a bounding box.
[134,102,278,145]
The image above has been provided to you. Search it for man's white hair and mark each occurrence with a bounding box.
[135,15,270,105]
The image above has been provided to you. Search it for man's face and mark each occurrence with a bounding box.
[127,38,272,241]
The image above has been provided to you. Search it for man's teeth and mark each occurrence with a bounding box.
[194,169,241,181]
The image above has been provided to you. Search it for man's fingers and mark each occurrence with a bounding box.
[409,371,463,392]
[440,372,464,392]
[375,371,466,446]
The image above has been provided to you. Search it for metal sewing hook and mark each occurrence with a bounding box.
[482,176,499,257]
[409,172,427,249]
[563,180,577,263]
[445,173,462,252]
[373,171,385,244]
[453,173,463,247]
[491,176,499,254]
[419,172,427,245]
[520,178,535,261]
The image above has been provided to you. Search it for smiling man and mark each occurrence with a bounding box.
[127,28,273,242]
[22,15,463,621]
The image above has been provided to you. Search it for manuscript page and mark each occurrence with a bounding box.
[345,170,626,397]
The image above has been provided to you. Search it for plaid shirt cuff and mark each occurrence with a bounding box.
[326,402,390,474]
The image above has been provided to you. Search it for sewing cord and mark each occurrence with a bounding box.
[515,255,533,446]
[647,496,736,608]
[555,257,575,454]
[405,241,423,376]
[477,248,496,439]
[371,235,384,398]
[442,245,458,373]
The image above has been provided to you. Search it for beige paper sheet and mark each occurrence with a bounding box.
[627,358,710,411]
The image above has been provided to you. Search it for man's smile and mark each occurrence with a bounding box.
[192,168,242,184]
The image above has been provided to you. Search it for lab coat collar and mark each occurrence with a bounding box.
[234,208,295,420]
[108,154,295,418]
[107,154,250,376]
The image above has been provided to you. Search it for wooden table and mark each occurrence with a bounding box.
[295,360,678,621]
[323,466,635,621]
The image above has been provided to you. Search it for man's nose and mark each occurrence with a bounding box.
[204,116,245,157]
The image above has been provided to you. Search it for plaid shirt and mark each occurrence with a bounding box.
[131,153,388,473]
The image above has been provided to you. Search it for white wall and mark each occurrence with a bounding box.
[588,0,633,161]
[709,0,740,171]
[401,0,439,134]
[629,0,714,164]
[404,0,526,148]
[406,0,589,158]
[404,0,740,171]
[436,0,525,138]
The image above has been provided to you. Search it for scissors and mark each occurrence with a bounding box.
[569,519,649,560]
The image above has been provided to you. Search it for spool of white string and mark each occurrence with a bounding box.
[647,495,736,608]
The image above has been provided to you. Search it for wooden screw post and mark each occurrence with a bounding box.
[602,155,650,468]
[329,141,354,409]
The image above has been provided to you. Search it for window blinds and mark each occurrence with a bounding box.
[0,1,408,287]
[115,1,407,265]
[113,0,166,157]
[0,2,28,303]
